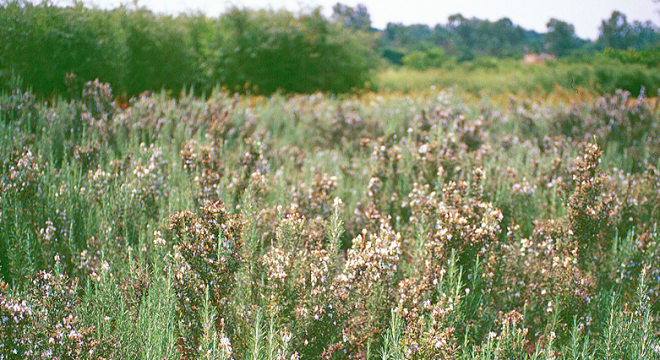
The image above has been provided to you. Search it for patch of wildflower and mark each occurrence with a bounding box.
[0,281,32,358]
[330,217,402,358]
[262,246,292,315]
[430,179,503,271]
[229,138,268,206]
[367,135,404,213]
[77,236,110,282]
[2,148,43,206]
[567,143,619,265]
[180,139,227,202]
[0,271,113,359]
[73,144,100,173]
[394,287,460,360]
[81,79,115,122]
[553,89,660,172]
[475,310,529,359]
[89,166,116,201]
[0,89,39,128]
[457,116,486,152]
[169,200,244,359]
[250,211,341,358]
[289,173,339,219]
[118,258,151,318]
[202,95,238,140]
[123,143,170,219]
[487,220,594,341]
[326,103,382,148]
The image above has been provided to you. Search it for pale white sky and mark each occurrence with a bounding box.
[83,0,659,40]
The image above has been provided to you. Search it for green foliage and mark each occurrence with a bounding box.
[602,47,660,68]
[332,3,372,31]
[402,47,447,70]
[593,61,660,96]
[597,11,660,51]
[378,56,660,97]
[381,47,406,65]
[118,8,196,96]
[0,2,377,97]
[215,7,376,94]
[545,18,580,57]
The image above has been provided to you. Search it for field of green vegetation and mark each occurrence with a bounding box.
[377,58,660,97]
[2,80,660,359]
[2,2,660,359]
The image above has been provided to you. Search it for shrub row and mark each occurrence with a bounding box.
[0,2,377,97]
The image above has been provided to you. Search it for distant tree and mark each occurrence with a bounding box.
[598,11,660,50]
[598,11,629,49]
[545,18,579,56]
[489,17,525,56]
[376,14,563,63]
[331,3,371,31]
[448,13,474,48]
[384,23,428,45]
[429,24,454,49]
[446,14,525,57]
[523,29,545,53]
[627,20,660,49]
[447,13,476,60]
[384,22,402,41]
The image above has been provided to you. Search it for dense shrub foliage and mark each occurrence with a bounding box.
[0,2,376,97]
[602,47,660,68]
[1,80,659,358]
[401,47,447,70]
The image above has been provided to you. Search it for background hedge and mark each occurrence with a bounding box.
[0,1,377,97]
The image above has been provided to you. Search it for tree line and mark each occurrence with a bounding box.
[0,1,376,97]
[379,9,660,66]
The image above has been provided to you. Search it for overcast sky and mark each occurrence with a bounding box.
[84,0,659,40]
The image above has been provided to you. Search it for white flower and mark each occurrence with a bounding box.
[219,337,233,354]
[418,144,429,154]
[153,230,166,246]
